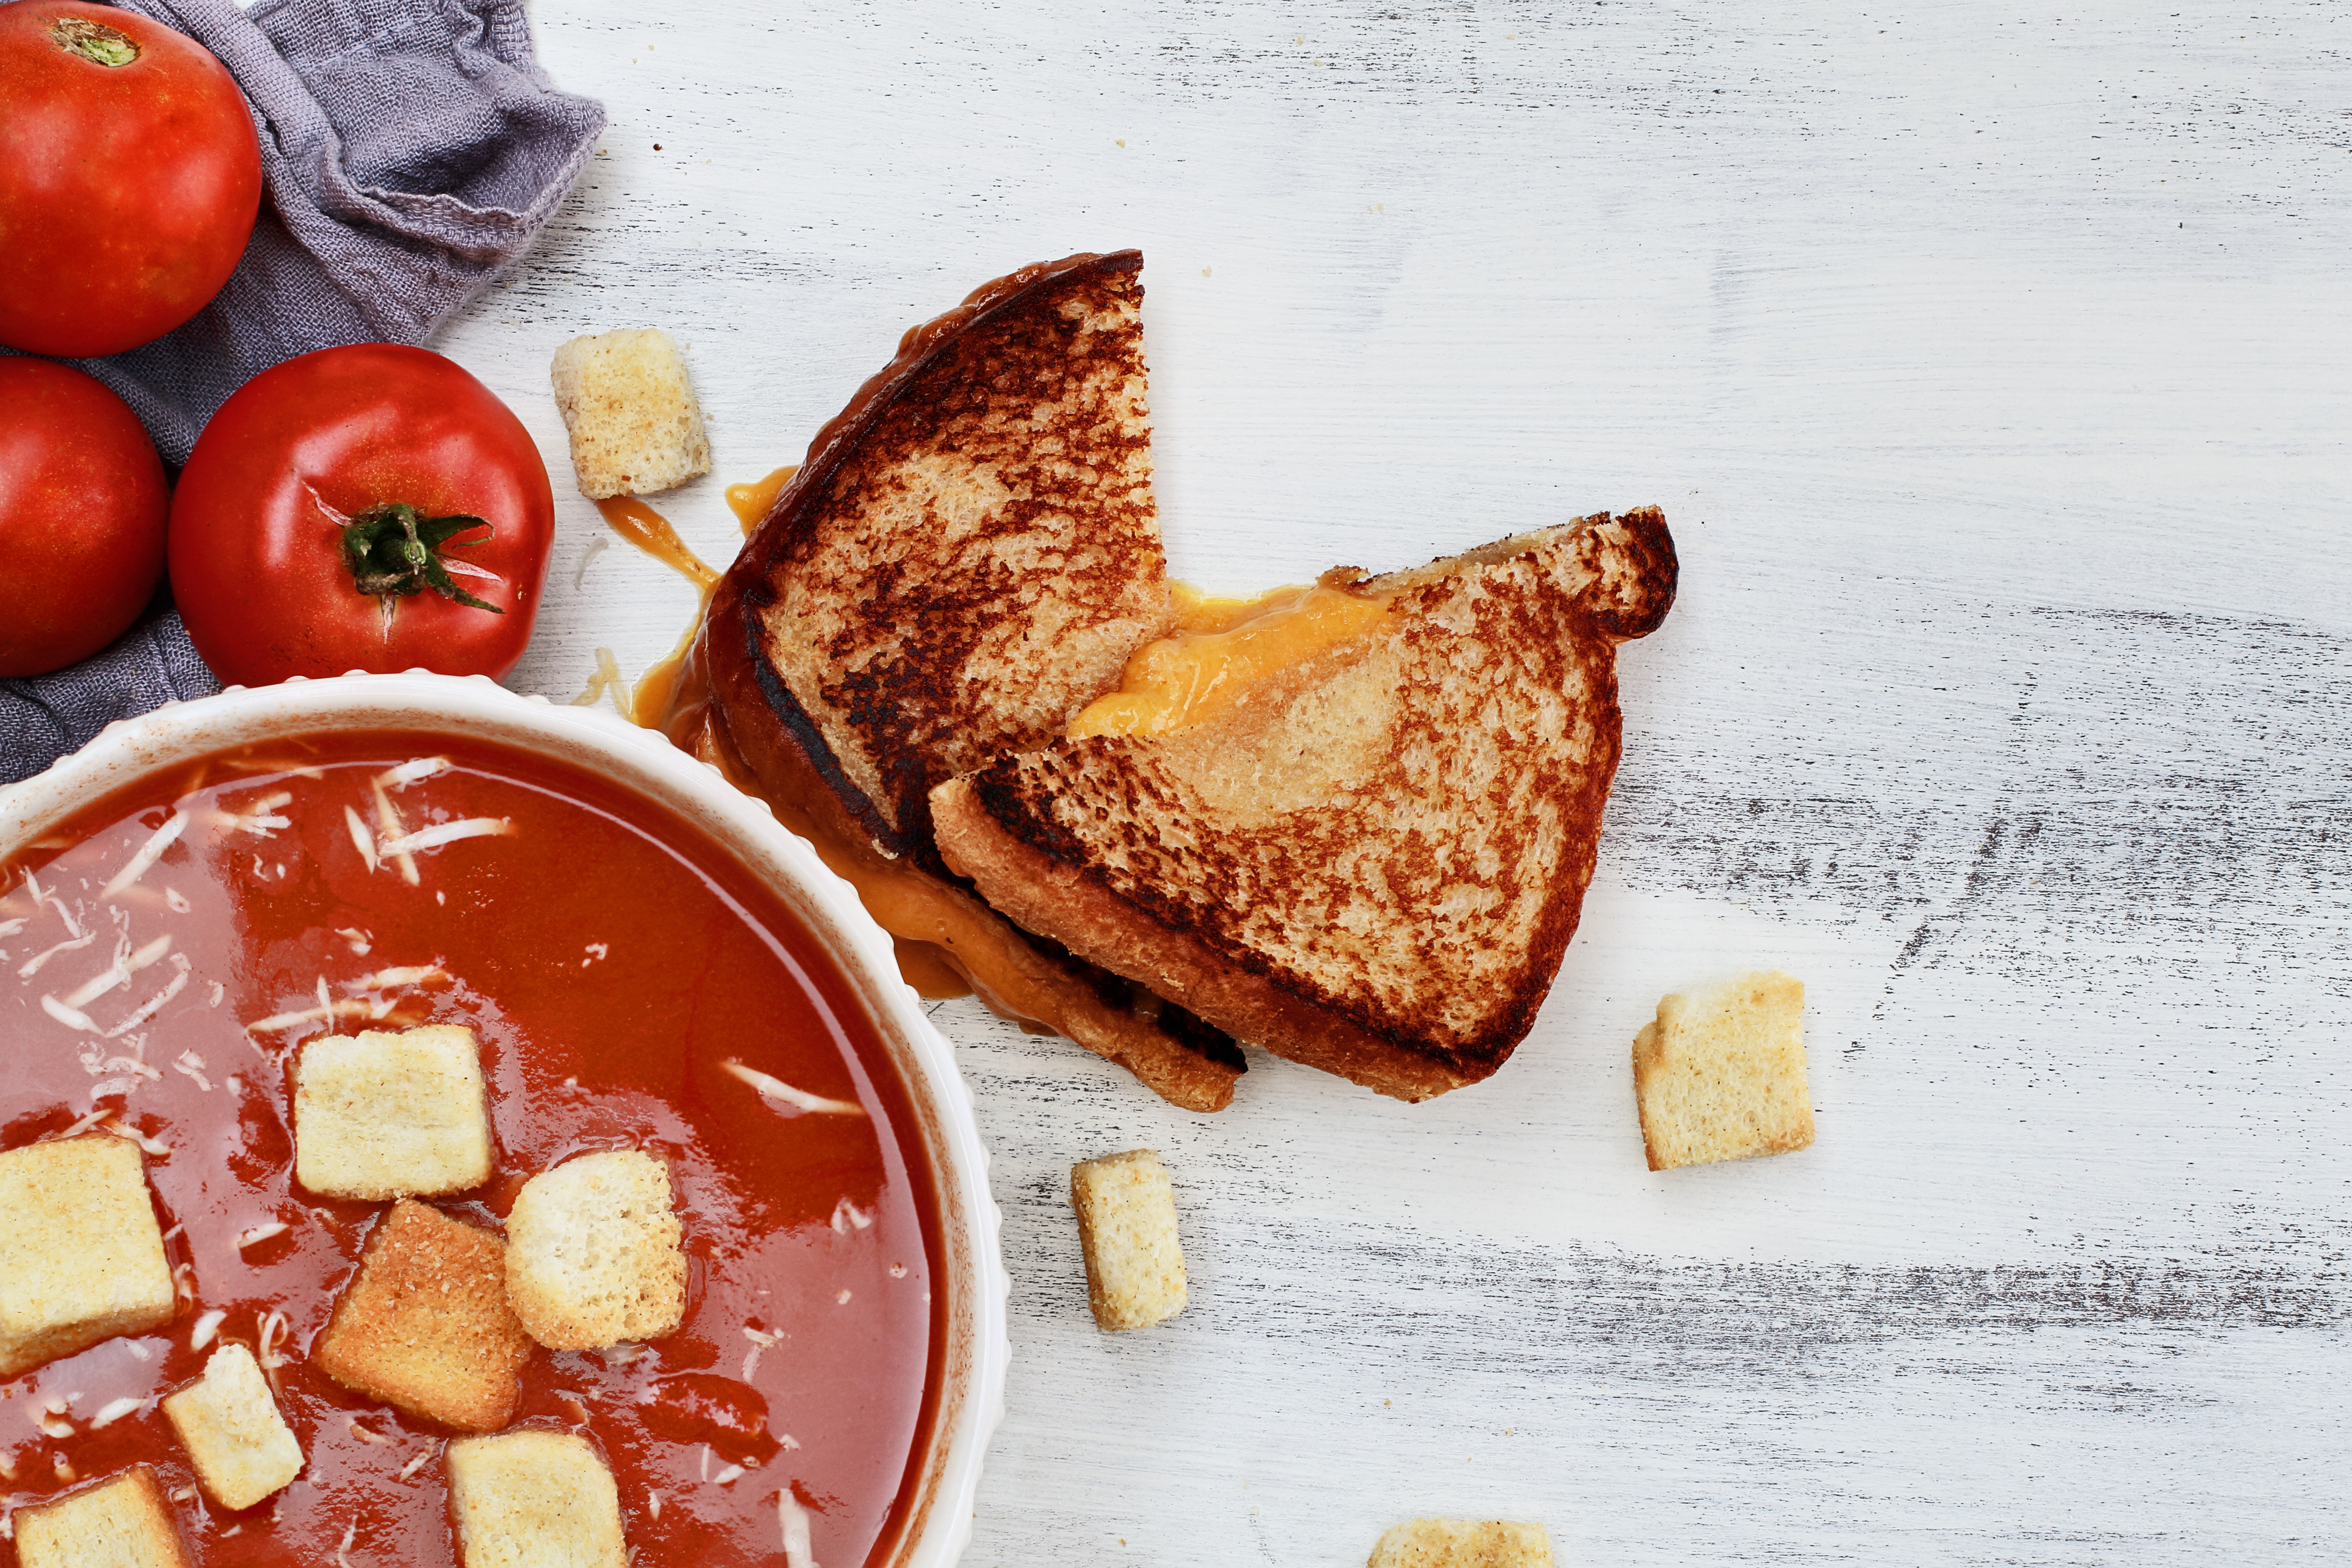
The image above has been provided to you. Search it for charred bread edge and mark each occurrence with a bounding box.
[714,249,1145,866]
[703,627,1242,1115]
[936,773,1475,1104]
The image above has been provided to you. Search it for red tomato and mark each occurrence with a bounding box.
[169,345,555,686]
[0,358,169,677]
[0,2,263,358]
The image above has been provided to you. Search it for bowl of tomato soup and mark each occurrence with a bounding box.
[0,673,1007,1568]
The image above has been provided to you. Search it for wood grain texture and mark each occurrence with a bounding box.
[427,0,2350,1561]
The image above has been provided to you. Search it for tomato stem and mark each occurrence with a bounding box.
[49,17,140,66]
[341,503,504,614]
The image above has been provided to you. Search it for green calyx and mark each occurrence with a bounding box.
[50,16,140,66]
[340,503,504,614]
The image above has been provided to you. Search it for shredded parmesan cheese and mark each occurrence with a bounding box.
[572,646,630,714]
[18,931,95,978]
[98,813,186,898]
[238,1221,289,1249]
[371,782,420,885]
[346,965,446,992]
[102,1121,172,1157]
[165,887,191,914]
[336,927,372,955]
[33,1411,71,1440]
[778,1490,816,1568]
[375,817,514,858]
[348,1418,388,1445]
[377,757,451,789]
[573,532,610,589]
[398,1452,431,1481]
[50,1107,113,1142]
[829,1198,873,1233]
[89,1396,145,1430]
[190,1309,227,1350]
[344,805,381,872]
[0,917,24,937]
[175,1051,215,1092]
[720,1059,866,1118]
[39,995,100,1034]
[108,956,191,1038]
[711,1463,745,1486]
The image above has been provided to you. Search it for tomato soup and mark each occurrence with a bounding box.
[0,733,941,1566]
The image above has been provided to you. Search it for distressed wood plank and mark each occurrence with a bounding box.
[425,0,2351,1560]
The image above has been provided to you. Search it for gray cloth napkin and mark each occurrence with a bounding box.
[1,0,602,788]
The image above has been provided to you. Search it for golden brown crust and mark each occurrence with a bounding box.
[699,250,1245,1110]
[932,510,1678,1101]
[314,1200,534,1433]
[725,249,1170,875]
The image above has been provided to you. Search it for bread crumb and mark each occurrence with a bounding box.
[1367,1519,1553,1567]
[447,1430,626,1568]
[0,1137,175,1377]
[314,1200,533,1432]
[505,1150,686,1350]
[293,1025,492,1200]
[162,1343,303,1510]
[1069,1149,1185,1331]
[1632,970,1815,1171]
[549,329,711,499]
[15,1467,190,1568]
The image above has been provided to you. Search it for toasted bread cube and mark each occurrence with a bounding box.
[314,1199,534,1432]
[549,328,711,499]
[294,1025,493,1200]
[161,1342,304,1510]
[1367,1519,1554,1568]
[0,1136,175,1377]
[1632,970,1816,1171]
[1069,1149,1186,1331]
[15,1466,191,1568]
[446,1429,627,1568]
[504,1150,686,1350]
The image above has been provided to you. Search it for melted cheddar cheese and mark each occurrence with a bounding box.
[1068,581,1391,739]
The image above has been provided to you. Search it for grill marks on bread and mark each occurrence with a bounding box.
[751,252,1169,874]
[934,510,1677,1100]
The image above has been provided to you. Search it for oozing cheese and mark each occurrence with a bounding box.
[1067,582,1391,739]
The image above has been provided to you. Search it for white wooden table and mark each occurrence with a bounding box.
[438,2,2351,1561]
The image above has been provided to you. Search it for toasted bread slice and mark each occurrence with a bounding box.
[697,249,1244,1110]
[932,509,1677,1101]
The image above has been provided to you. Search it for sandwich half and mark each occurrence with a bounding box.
[930,511,1678,1102]
[694,250,1248,1112]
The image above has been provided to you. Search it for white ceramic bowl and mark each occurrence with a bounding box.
[0,671,1007,1568]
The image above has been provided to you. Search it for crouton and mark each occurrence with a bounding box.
[503,1150,686,1351]
[1632,970,1817,1171]
[549,328,711,499]
[314,1199,534,1432]
[446,1429,627,1568]
[0,1135,175,1377]
[1069,1149,1186,1332]
[294,1025,493,1200]
[1366,1519,1554,1568]
[161,1342,304,1510]
[14,1466,191,1568]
